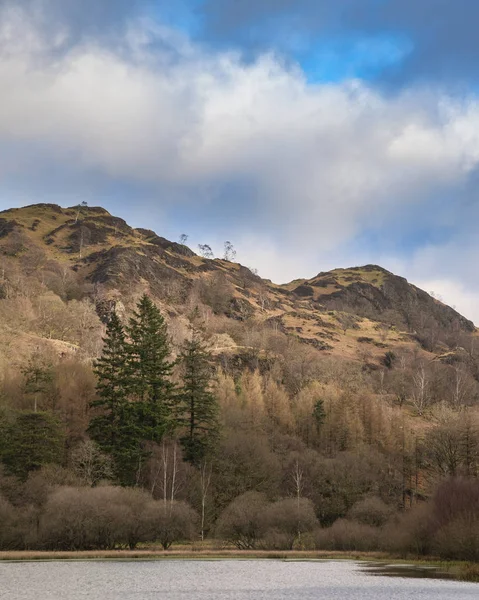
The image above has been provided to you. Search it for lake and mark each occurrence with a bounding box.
[0,560,477,599]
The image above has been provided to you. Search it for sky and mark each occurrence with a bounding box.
[1,1,479,322]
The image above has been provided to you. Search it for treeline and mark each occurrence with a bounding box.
[1,265,479,556]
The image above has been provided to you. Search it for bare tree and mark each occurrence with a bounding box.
[70,440,113,486]
[199,461,212,541]
[451,365,469,408]
[412,364,430,415]
[198,244,214,259]
[292,459,305,543]
[148,440,183,511]
[179,234,188,245]
[223,241,236,262]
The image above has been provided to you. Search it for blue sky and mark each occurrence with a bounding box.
[1,0,479,321]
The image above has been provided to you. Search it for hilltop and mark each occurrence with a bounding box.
[0,203,475,367]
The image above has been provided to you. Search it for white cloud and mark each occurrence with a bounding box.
[413,278,479,324]
[1,7,479,322]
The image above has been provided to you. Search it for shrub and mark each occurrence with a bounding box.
[348,496,394,527]
[433,517,479,561]
[315,519,380,551]
[215,491,269,549]
[0,495,20,549]
[145,500,198,549]
[381,504,435,556]
[39,486,150,550]
[260,498,318,549]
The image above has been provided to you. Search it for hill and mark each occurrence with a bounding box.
[0,203,475,366]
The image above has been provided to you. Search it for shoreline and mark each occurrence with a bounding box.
[0,549,477,582]
[0,549,390,561]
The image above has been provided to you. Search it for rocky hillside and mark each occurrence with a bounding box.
[0,203,475,365]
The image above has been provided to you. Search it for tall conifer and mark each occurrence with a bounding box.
[89,311,141,483]
[177,331,219,466]
[126,294,176,442]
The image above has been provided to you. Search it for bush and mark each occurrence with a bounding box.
[144,500,198,549]
[381,504,434,556]
[348,496,394,527]
[260,498,318,549]
[433,517,479,561]
[0,495,20,549]
[430,478,479,560]
[215,491,269,549]
[315,519,380,551]
[0,494,37,550]
[39,486,151,550]
[41,487,122,550]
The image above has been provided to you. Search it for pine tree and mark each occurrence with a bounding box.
[89,312,140,483]
[313,398,326,433]
[177,331,219,466]
[3,411,64,480]
[92,311,128,415]
[89,299,177,484]
[126,294,176,443]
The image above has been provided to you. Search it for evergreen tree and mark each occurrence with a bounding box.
[90,299,177,484]
[177,331,220,466]
[313,398,326,433]
[3,411,64,480]
[126,294,176,443]
[89,312,140,484]
[92,311,128,415]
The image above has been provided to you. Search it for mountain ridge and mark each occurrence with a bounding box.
[0,203,475,367]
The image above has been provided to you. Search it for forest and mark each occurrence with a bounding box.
[0,206,479,561]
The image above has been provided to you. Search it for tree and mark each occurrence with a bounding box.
[199,461,212,541]
[179,234,188,245]
[127,295,176,411]
[177,331,220,466]
[89,312,140,483]
[223,241,236,262]
[313,398,326,433]
[128,295,177,468]
[21,355,54,413]
[70,440,113,486]
[92,311,128,414]
[198,244,214,259]
[412,364,430,415]
[3,412,65,481]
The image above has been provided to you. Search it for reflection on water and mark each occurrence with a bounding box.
[0,559,477,600]
[361,561,456,580]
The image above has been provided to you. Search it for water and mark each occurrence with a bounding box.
[0,560,477,600]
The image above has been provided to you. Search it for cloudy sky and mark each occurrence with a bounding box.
[1,1,479,322]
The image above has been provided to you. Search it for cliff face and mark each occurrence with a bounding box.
[292,265,474,333]
[0,203,475,363]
